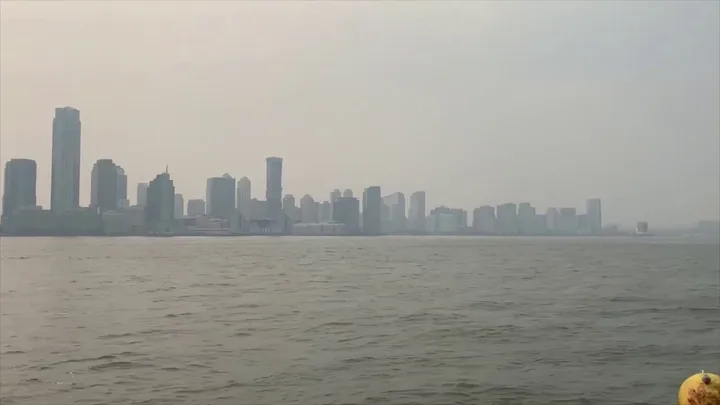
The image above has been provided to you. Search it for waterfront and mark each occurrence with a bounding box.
[1,236,718,404]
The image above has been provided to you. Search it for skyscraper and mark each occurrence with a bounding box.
[496,203,518,235]
[342,189,353,198]
[332,197,360,233]
[206,174,236,219]
[473,205,496,234]
[136,183,149,207]
[362,186,382,235]
[90,159,119,213]
[51,107,81,212]
[2,159,37,218]
[145,172,175,231]
[265,157,283,220]
[586,198,602,234]
[174,193,184,218]
[116,166,128,208]
[408,191,426,233]
[237,177,252,219]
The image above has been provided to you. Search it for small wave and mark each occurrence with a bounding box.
[89,361,152,371]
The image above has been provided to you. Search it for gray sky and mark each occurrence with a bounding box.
[1,0,718,227]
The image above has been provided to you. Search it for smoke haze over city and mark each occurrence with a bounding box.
[1,0,718,228]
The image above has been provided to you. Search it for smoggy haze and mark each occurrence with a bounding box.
[1,1,718,228]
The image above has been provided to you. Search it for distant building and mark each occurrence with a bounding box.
[473,205,495,234]
[2,159,37,219]
[408,191,426,233]
[430,206,466,230]
[206,174,236,219]
[145,172,175,231]
[90,159,119,213]
[586,198,602,235]
[283,194,300,223]
[51,107,81,212]
[186,199,205,216]
[496,203,518,235]
[557,207,578,234]
[362,186,382,235]
[236,177,251,219]
[114,166,127,208]
[636,221,649,235]
[136,183,149,207]
[300,195,318,223]
[318,201,332,223]
[330,189,342,219]
[545,208,559,234]
[427,212,459,233]
[383,192,406,233]
[332,197,360,233]
[265,157,283,220]
[342,189,353,198]
[174,193,184,218]
[518,202,536,235]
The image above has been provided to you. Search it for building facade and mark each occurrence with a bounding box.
[206,174,236,219]
[2,159,37,219]
[362,186,382,235]
[51,107,82,212]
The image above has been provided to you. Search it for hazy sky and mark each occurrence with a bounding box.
[1,1,718,227]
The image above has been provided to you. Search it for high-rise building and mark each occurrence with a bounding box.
[116,166,128,208]
[2,159,37,218]
[496,203,518,235]
[300,195,318,223]
[136,183,149,207]
[383,192,406,233]
[187,199,205,216]
[319,201,332,222]
[145,171,175,231]
[586,198,602,234]
[342,189,353,198]
[518,202,536,235]
[265,157,283,220]
[283,194,299,223]
[362,186,382,235]
[51,107,82,212]
[90,159,119,213]
[330,189,342,203]
[557,207,578,234]
[408,191,426,233]
[174,193,184,218]
[473,205,496,234]
[206,174,236,219]
[332,197,360,233]
[546,207,559,233]
[236,177,251,219]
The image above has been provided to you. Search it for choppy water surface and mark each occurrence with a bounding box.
[1,236,718,405]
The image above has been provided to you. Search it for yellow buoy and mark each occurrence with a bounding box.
[678,371,720,405]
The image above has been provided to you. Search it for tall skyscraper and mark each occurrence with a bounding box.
[237,177,252,219]
[265,157,283,220]
[332,197,360,233]
[2,159,37,218]
[51,107,81,212]
[116,166,128,208]
[137,183,149,207]
[517,202,536,235]
[174,193,184,218]
[362,186,382,235]
[145,172,175,230]
[186,199,206,216]
[206,174,236,219]
[586,198,602,234]
[90,159,119,213]
[408,191,426,233]
[342,189,353,198]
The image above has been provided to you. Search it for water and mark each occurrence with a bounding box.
[1,236,718,405]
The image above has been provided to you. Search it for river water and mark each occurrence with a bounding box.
[1,236,718,405]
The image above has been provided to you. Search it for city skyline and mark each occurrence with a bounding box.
[1,1,718,228]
